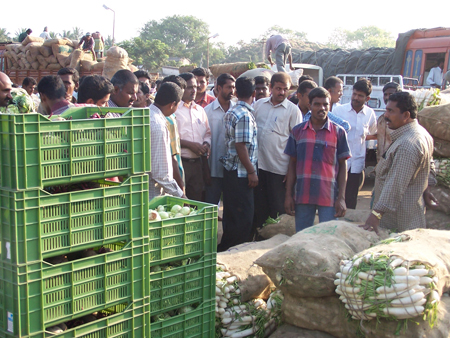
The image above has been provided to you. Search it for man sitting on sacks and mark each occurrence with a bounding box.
[361,92,439,234]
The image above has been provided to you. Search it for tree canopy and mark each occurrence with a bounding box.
[327,26,395,49]
[119,38,170,71]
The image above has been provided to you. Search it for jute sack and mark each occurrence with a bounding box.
[69,49,84,71]
[26,50,34,63]
[44,55,57,64]
[13,44,21,54]
[238,68,275,81]
[65,53,73,67]
[5,44,19,52]
[43,38,71,47]
[256,221,384,298]
[418,103,450,142]
[17,59,25,69]
[217,234,290,302]
[8,51,19,63]
[18,45,26,53]
[210,62,256,78]
[38,65,46,70]
[37,55,49,68]
[269,324,336,338]
[102,46,129,79]
[434,137,450,158]
[357,229,450,294]
[52,44,74,56]
[426,208,450,230]
[23,60,31,69]
[22,36,44,46]
[258,214,296,239]
[28,43,43,60]
[282,294,450,338]
[81,60,97,71]
[31,61,39,70]
[39,45,52,57]
[92,62,105,71]
[129,64,138,72]
[56,53,70,68]
[82,52,94,61]
[47,63,62,70]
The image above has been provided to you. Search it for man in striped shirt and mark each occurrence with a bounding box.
[284,87,351,232]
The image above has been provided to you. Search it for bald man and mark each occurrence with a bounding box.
[0,72,13,107]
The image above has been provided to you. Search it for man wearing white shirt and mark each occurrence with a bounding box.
[333,78,377,209]
[427,59,445,89]
[324,76,343,112]
[253,72,302,228]
[149,83,185,200]
[204,73,236,205]
[39,27,51,40]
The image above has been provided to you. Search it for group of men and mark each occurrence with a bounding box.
[0,64,439,251]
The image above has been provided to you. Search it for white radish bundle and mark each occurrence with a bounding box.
[335,251,440,327]
[215,264,283,337]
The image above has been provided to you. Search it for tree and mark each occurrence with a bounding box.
[140,15,224,66]
[327,26,395,49]
[119,38,170,71]
[263,25,307,41]
[0,28,11,42]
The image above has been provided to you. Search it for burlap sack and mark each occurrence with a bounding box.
[129,64,138,72]
[429,185,450,214]
[17,60,25,69]
[92,61,105,71]
[238,68,275,81]
[217,234,290,302]
[47,63,62,70]
[31,61,39,70]
[65,53,72,67]
[210,62,256,78]
[26,50,34,63]
[179,65,195,73]
[13,44,21,54]
[82,52,94,61]
[23,61,31,69]
[56,53,69,68]
[426,208,450,230]
[341,209,371,223]
[52,44,74,56]
[37,55,49,68]
[418,103,450,142]
[39,45,52,57]
[45,55,57,64]
[434,137,450,158]
[5,44,19,52]
[28,43,43,60]
[18,45,26,53]
[69,49,84,71]
[9,51,19,62]
[256,221,384,298]
[22,36,44,46]
[81,60,96,71]
[102,46,129,79]
[269,324,336,338]
[38,65,46,70]
[282,294,450,338]
[43,38,71,47]
[258,214,296,239]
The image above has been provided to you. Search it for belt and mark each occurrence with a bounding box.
[181,157,201,163]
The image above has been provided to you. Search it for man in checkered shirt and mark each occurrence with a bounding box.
[362,92,438,233]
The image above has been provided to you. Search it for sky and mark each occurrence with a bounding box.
[3,0,450,47]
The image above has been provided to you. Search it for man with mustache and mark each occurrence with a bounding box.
[204,73,236,206]
[108,70,139,108]
[361,92,438,233]
[333,78,377,209]
[253,72,302,233]
[284,87,350,231]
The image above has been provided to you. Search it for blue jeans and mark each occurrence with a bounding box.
[205,177,223,205]
[295,204,336,232]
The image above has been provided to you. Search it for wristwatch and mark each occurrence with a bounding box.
[371,210,382,220]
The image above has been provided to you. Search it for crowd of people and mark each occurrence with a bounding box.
[0,64,440,252]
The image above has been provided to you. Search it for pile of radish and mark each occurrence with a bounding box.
[149,204,198,221]
[215,263,283,337]
[335,251,440,325]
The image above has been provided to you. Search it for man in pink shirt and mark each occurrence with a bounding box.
[176,72,212,201]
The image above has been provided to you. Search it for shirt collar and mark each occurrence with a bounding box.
[181,100,198,109]
[108,99,118,107]
[51,99,71,112]
[237,100,254,112]
[268,96,288,108]
[349,103,368,115]
[390,120,418,142]
[304,118,331,132]
[212,98,235,112]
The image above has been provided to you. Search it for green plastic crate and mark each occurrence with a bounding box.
[0,240,149,337]
[150,300,215,338]
[0,107,150,190]
[1,299,150,338]
[148,196,218,266]
[150,254,216,316]
[0,175,149,265]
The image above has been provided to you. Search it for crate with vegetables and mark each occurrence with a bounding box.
[0,106,150,190]
[148,196,218,265]
[0,239,149,337]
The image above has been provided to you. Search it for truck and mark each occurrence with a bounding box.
[0,42,103,85]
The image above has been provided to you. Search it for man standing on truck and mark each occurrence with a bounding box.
[427,59,445,89]
[361,92,437,233]
[18,29,32,43]
[39,27,51,40]
[265,35,294,73]
[333,78,377,209]
[0,72,13,107]
[92,32,104,58]
[78,32,96,61]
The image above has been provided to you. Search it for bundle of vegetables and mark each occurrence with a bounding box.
[335,238,440,325]
[149,203,198,221]
[0,88,36,114]
[151,304,199,323]
[409,88,441,111]
[215,263,283,337]
[434,158,450,189]
[257,214,295,239]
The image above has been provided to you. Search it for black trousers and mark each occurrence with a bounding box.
[218,169,254,252]
[253,169,286,232]
[182,157,204,202]
[345,171,362,209]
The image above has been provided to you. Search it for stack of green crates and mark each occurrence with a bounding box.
[148,196,218,338]
[0,107,151,337]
